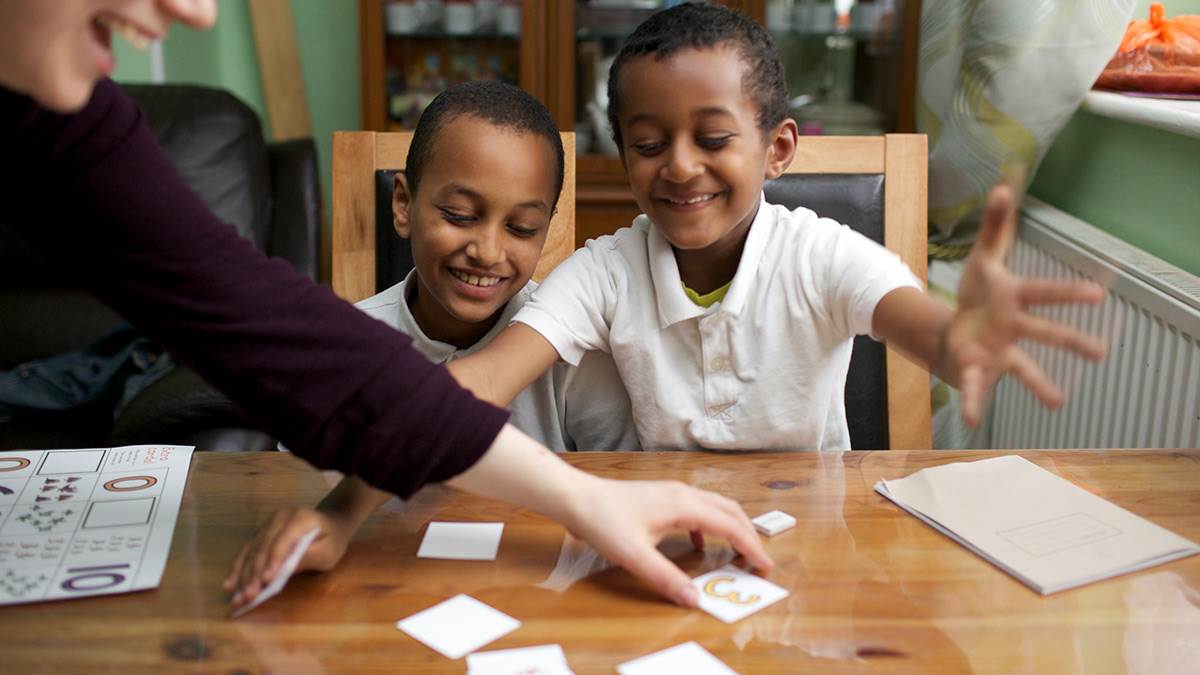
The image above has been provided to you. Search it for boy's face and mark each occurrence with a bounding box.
[615,46,795,254]
[394,115,556,340]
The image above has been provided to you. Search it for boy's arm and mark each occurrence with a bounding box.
[448,323,560,407]
[872,184,1106,428]
[224,475,393,609]
[871,287,954,383]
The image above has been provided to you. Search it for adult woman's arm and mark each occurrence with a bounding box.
[1,80,504,498]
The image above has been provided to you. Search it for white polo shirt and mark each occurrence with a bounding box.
[514,194,920,451]
[357,271,639,452]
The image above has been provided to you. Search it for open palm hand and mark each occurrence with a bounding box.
[945,185,1107,427]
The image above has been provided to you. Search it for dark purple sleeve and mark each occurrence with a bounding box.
[0,80,508,498]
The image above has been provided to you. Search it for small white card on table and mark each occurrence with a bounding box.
[417,522,504,560]
[617,641,738,675]
[691,564,789,624]
[466,643,574,674]
[396,594,520,659]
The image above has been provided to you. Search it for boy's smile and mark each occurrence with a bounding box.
[393,115,556,348]
[616,45,795,293]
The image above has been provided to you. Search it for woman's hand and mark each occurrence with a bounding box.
[560,474,772,607]
[448,424,772,607]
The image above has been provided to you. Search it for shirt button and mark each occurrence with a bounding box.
[709,357,727,371]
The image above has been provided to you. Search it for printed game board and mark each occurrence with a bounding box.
[0,445,194,605]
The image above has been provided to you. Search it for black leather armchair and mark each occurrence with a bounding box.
[0,84,322,451]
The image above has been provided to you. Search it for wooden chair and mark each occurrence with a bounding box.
[764,134,930,450]
[331,131,576,303]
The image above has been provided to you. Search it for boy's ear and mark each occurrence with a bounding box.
[764,118,799,180]
[392,172,413,239]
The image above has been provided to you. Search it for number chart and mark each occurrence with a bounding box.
[0,445,194,605]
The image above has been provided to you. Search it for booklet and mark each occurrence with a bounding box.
[875,455,1199,595]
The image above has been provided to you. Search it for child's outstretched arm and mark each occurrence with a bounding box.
[448,323,560,406]
[872,183,1107,428]
[224,475,391,609]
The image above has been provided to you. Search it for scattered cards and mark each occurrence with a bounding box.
[396,594,521,659]
[617,641,738,675]
[417,522,504,561]
[231,527,320,619]
[691,564,789,624]
[467,644,574,674]
[752,510,795,536]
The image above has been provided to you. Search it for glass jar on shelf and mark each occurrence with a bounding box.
[369,0,524,131]
[780,0,902,136]
[574,0,664,157]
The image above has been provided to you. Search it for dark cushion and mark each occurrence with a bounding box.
[122,84,273,249]
[110,367,271,450]
[765,173,889,450]
[267,138,322,280]
[375,169,414,292]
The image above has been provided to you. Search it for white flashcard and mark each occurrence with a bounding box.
[417,522,504,561]
[691,564,790,624]
[466,643,574,674]
[617,641,739,675]
[231,527,320,619]
[396,594,521,660]
[752,510,796,536]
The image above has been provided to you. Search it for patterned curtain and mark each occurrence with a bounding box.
[918,0,1135,251]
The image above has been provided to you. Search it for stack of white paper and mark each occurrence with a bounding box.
[875,455,1199,594]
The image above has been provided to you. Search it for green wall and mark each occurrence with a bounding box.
[1029,0,1200,277]
[111,0,362,223]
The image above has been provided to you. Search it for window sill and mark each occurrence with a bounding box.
[1082,91,1200,140]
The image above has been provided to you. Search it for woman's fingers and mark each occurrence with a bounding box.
[613,539,700,607]
[672,489,772,574]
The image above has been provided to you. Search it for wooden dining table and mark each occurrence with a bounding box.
[2,449,1198,673]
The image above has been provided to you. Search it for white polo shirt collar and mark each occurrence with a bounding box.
[648,193,774,328]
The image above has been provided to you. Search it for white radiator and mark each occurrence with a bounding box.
[991,198,1200,449]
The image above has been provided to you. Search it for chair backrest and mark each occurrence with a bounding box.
[764,134,930,450]
[331,131,576,303]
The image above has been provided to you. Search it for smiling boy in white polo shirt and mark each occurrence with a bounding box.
[450,3,1107,451]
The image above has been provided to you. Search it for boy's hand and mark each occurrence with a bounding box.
[946,184,1107,427]
[223,507,353,611]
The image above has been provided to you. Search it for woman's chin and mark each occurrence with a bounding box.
[35,75,99,113]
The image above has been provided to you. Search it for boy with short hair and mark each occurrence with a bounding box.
[226,81,638,597]
[448,2,1105,450]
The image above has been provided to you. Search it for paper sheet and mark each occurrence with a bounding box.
[0,446,194,605]
[876,455,1200,594]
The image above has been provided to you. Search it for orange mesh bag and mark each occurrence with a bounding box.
[1095,3,1200,95]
